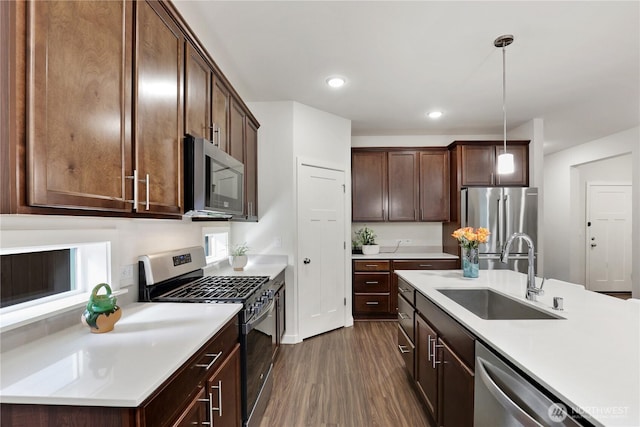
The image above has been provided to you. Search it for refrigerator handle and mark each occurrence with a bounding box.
[503,194,510,242]
[496,195,502,249]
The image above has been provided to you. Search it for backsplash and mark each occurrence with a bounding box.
[351,222,443,249]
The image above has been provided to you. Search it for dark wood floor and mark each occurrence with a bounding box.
[260,322,433,427]
[600,291,632,300]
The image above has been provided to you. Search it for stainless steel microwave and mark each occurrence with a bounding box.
[184,134,244,217]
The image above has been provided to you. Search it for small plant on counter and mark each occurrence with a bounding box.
[355,226,377,246]
[230,242,249,256]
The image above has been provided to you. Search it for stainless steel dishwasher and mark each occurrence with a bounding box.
[474,341,586,426]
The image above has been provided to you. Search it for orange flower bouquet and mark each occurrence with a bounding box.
[451,227,491,250]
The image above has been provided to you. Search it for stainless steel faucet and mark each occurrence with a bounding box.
[500,232,544,301]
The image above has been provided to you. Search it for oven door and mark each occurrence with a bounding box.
[244,300,276,427]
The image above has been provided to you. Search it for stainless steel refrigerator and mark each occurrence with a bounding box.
[461,187,538,273]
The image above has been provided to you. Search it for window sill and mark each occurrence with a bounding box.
[0,289,129,334]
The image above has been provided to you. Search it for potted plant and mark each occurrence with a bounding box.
[229,242,249,271]
[355,226,379,255]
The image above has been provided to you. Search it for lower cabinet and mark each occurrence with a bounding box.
[205,344,241,427]
[397,277,475,427]
[353,258,456,320]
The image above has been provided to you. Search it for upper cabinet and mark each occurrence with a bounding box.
[25,0,133,213]
[352,151,387,222]
[351,148,449,222]
[451,141,529,187]
[135,0,183,215]
[3,0,259,219]
[184,42,212,140]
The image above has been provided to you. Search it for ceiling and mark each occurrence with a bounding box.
[173,1,640,154]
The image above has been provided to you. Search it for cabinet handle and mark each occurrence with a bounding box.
[125,169,138,211]
[212,125,221,147]
[365,264,378,268]
[210,380,223,416]
[432,339,444,369]
[398,312,409,320]
[427,335,434,362]
[419,264,433,267]
[399,287,410,293]
[208,392,215,423]
[143,173,150,211]
[198,397,212,425]
[365,301,379,305]
[491,172,495,185]
[398,344,411,354]
[195,351,222,370]
[365,281,379,285]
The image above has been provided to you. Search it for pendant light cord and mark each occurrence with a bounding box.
[502,44,507,155]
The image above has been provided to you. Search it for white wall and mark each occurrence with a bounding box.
[544,126,639,297]
[230,101,352,343]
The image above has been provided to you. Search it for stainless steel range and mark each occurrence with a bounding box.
[138,246,282,427]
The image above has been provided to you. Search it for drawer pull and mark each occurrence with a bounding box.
[399,287,410,293]
[365,264,379,267]
[195,351,222,370]
[398,312,410,320]
[365,281,379,285]
[210,380,223,416]
[398,344,411,354]
[419,264,433,267]
[365,301,379,305]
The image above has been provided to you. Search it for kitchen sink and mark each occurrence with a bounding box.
[436,288,564,320]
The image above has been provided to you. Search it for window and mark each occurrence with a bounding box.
[204,230,229,263]
[0,242,110,313]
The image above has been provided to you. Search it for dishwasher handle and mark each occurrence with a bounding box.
[476,357,544,427]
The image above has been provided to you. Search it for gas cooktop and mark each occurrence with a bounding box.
[155,275,270,303]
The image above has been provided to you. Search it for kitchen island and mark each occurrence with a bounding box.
[396,269,639,427]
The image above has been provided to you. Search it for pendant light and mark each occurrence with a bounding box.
[495,34,515,174]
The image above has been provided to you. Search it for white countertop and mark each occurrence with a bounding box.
[395,269,640,427]
[0,302,242,407]
[203,258,287,280]
[352,252,458,260]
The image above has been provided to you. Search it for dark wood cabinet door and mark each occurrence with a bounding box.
[388,151,418,221]
[494,144,529,186]
[229,100,245,162]
[172,388,208,427]
[184,42,211,140]
[419,150,449,221]
[460,145,495,186]
[245,119,258,220]
[352,151,387,221]
[415,316,438,420]
[27,0,133,212]
[212,78,230,152]
[440,340,474,427]
[135,0,183,215]
[208,344,242,427]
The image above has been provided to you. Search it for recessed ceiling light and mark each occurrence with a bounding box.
[427,111,443,119]
[326,76,346,88]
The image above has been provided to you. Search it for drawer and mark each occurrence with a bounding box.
[353,294,391,313]
[416,293,475,370]
[393,259,458,270]
[397,325,415,379]
[354,260,390,272]
[140,318,239,427]
[397,294,415,341]
[397,277,415,306]
[353,272,390,293]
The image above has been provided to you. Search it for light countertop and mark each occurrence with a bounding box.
[203,256,287,280]
[395,269,639,427]
[0,302,242,407]
[352,252,458,260]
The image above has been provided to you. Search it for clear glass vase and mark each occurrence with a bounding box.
[463,247,479,278]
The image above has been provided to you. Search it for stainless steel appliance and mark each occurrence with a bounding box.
[138,246,282,427]
[461,187,538,273]
[475,341,585,426]
[184,134,244,218]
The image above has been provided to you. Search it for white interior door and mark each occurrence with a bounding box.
[586,183,632,292]
[297,162,345,340]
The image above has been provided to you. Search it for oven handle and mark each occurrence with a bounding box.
[243,299,275,334]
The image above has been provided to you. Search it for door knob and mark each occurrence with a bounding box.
[303,258,311,264]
